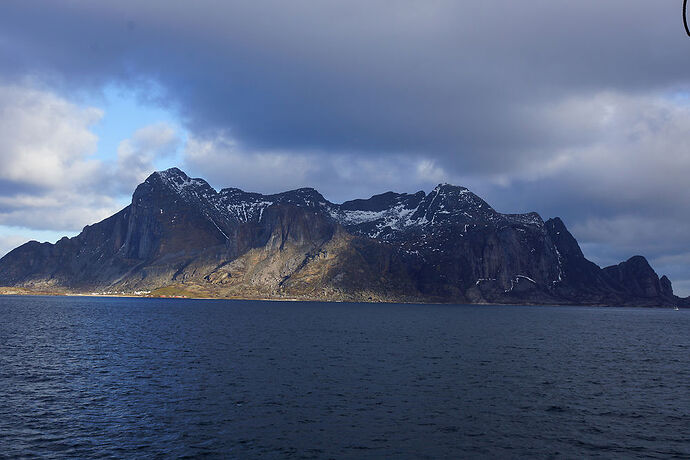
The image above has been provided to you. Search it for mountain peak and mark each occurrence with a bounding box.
[433,183,468,192]
[422,183,495,217]
[155,167,189,179]
[148,168,214,196]
[340,191,425,213]
[274,187,328,207]
[429,183,484,206]
[285,186,321,195]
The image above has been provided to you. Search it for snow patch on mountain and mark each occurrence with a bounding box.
[156,168,211,196]
[153,170,546,245]
[226,200,274,222]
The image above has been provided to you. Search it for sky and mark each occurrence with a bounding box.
[0,1,690,295]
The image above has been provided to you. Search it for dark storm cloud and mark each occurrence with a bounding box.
[1,0,690,293]
[1,1,687,168]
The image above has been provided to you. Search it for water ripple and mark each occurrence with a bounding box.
[1,297,689,458]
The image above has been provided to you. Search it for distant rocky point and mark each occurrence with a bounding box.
[0,168,686,307]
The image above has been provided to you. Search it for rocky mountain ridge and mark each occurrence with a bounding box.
[0,167,686,307]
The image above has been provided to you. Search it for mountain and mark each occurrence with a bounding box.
[0,168,685,307]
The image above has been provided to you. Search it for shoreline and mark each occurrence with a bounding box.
[0,289,682,309]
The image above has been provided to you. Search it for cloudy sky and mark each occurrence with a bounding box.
[1,1,690,295]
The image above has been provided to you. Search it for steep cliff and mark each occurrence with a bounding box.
[0,168,685,307]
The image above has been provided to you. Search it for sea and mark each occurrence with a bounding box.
[1,295,689,459]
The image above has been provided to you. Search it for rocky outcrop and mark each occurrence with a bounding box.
[601,256,677,305]
[542,218,679,306]
[0,168,686,307]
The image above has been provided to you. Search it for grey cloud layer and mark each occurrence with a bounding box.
[1,1,687,163]
[1,1,690,293]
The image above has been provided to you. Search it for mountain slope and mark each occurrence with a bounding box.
[0,168,685,306]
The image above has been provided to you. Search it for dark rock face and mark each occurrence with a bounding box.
[0,168,686,306]
[660,276,674,298]
[603,256,673,301]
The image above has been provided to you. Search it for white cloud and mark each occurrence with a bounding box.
[0,84,103,190]
[183,133,447,202]
[0,83,180,233]
[0,192,117,231]
[493,92,690,200]
[115,122,180,193]
[0,83,121,232]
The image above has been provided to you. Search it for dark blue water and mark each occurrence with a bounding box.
[1,296,689,459]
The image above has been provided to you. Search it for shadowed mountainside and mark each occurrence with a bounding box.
[0,168,685,307]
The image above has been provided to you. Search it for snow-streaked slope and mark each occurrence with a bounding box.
[155,168,545,245]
